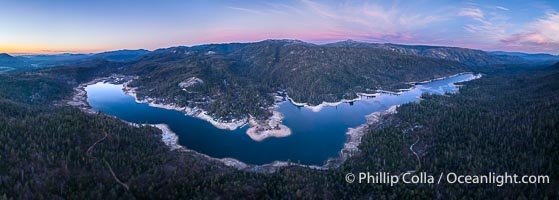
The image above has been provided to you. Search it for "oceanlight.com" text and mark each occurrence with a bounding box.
[344,172,550,186]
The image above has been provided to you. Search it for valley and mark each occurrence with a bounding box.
[2,0,558,198]
[120,40,474,123]
[0,40,557,199]
[82,73,479,167]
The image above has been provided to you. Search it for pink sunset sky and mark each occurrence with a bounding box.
[0,0,558,54]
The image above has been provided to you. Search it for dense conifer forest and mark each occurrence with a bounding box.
[123,41,471,121]
[0,53,557,198]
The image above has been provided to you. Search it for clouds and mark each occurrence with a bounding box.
[227,6,263,15]
[496,6,509,11]
[501,12,559,52]
[3,0,558,54]
[298,0,447,43]
[210,0,447,45]
[456,3,558,53]
[219,0,558,54]
[459,8,485,19]
[528,11,559,44]
[458,6,506,38]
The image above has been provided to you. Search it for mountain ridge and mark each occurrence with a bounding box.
[0,53,33,73]
[122,40,470,121]
[324,39,525,66]
[7,39,553,70]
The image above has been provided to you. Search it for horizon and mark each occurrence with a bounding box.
[1,0,558,54]
[4,39,559,56]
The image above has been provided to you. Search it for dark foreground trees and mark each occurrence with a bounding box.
[0,63,558,199]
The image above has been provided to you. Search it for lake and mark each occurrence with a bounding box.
[85,73,478,165]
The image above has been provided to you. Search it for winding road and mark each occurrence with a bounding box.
[86,131,130,191]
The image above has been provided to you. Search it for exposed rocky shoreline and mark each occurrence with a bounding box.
[286,96,362,112]
[123,81,247,131]
[66,72,481,173]
[66,75,131,114]
[246,108,292,142]
[283,72,480,112]
[122,78,293,141]
[64,77,252,169]
[342,105,398,157]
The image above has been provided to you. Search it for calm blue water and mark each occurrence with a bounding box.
[86,73,476,165]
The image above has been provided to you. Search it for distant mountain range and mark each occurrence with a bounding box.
[14,49,150,69]
[324,40,529,66]
[2,40,558,73]
[0,53,33,73]
[89,49,150,62]
[121,39,472,120]
[23,39,557,120]
[1,39,558,199]
[490,51,559,63]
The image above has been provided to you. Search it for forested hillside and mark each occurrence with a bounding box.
[0,54,32,73]
[325,40,525,66]
[490,51,559,64]
[124,40,469,121]
[0,60,557,198]
[13,50,149,69]
[1,40,537,122]
[346,63,559,198]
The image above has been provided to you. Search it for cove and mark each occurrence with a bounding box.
[85,73,478,166]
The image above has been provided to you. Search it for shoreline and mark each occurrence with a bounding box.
[64,75,258,171]
[122,79,292,141]
[340,105,399,161]
[286,96,362,112]
[148,72,481,172]
[246,108,292,142]
[286,72,481,112]
[64,77,255,169]
[150,124,184,151]
[66,75,128,114]
[122,81,248,131]
[407,71,479,85]
[67,72,482,173]
[148,123,251,169]
[147,124,249,169]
